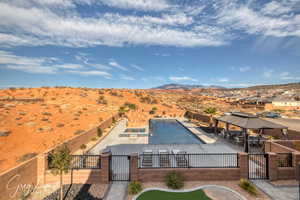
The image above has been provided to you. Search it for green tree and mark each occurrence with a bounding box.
[49,144,71,200]
[204,107,217,130]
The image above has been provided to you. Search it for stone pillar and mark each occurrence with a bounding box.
[130,153,139,181]
[264,140,271,153]
[238,152,248,179]
[37,153,48,185]
[268,153,278,181]
[292,152,300,180]
[100,152,111,183]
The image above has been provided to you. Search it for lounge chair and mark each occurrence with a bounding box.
[141,149,153,168]
[172,149,188,168]
[159,150,170,167]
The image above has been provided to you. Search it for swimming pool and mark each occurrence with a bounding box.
[149,119,204,144]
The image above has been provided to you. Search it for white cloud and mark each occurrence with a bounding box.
[0,1,228,48]
[216,1,300,38]
[99,0,171,11]
[0,50,112,78]
[263,70,274,78]
[239,66,251,72]
[109,61,128,71]
[0,50,58,74]
[217,78,229,82]
[280,71,300,80]
[67,70,112,78]
[169,76,197,82]
[131,64,144,71]
[261,1,292,16]
[120,74,135,80]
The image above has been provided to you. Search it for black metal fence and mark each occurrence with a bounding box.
[248,154,268,179]
[48,155,101,169]
[277,153,293,167]
[138,153,238,169]
[110,155,130,181]
[71,155,101,169]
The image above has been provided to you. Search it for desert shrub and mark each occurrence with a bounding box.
[239,179,258,195]
[165,171,184,189]
[128,181,142,195]
[91,137,98,141]
[18,153,37,162]
[80,144,87,150]
[149,110,155,115]
[97,96,108,104]
[74,130,85,135]
[97,127,103,137]
[56,123,64,128]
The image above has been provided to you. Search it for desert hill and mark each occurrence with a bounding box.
[0,87,184,173]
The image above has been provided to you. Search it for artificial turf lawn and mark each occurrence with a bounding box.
[136,189,212,200]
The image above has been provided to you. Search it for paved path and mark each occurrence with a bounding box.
[252,180,298,200]
[104,182,128,200]
[89,119,147,154]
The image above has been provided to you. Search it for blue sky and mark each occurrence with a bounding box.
[0,0,300,89]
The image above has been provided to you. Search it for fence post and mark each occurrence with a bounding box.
[293,152,300,180]
[130,153,139,182]
[100,152,111,183]
[268,153,278,181]
[238,152,248,179]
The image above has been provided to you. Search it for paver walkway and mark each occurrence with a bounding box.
[104,182,128,200]
[252,180,298,200]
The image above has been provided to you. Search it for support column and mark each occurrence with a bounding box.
[37,153,48,185]
[292,152,300,180]
[244,128,249,153]
[268,153,278,181]
[100,152,111,183]
[238,152,248,179]
[214,120,219,134]
[225,123,229,134]
[130,153,139,181]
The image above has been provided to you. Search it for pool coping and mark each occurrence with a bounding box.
[177,119,216,144]
[132,185,247,200]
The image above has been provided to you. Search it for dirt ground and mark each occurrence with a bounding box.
[0,87,185,173]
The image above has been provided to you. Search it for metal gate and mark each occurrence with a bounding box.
[248,154,268,180]
[109,155,130,181]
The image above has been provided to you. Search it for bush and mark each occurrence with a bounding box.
[97,127,103,137]
[91,137,98,141]
[80,144,87,150]
[165,171,184,189]
[128,181,142,195]
[239,179,258,195]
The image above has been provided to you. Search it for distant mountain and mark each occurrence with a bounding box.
[153,83,225,90]
[242,82,300,90]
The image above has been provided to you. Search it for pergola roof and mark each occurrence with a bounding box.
[216,112,288,129]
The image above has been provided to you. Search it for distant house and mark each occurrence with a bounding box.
[265,98,300,110]
[272,99,300,107]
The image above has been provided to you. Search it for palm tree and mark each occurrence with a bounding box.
[49,144,71,200]
[204,107,217,130]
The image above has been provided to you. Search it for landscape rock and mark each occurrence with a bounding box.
[26,122,37,127]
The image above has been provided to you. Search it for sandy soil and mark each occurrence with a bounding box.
[0,87,184,173]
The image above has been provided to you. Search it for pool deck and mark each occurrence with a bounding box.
[177,119,216,144]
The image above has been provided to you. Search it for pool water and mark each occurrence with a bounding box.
[149,119,204,144]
